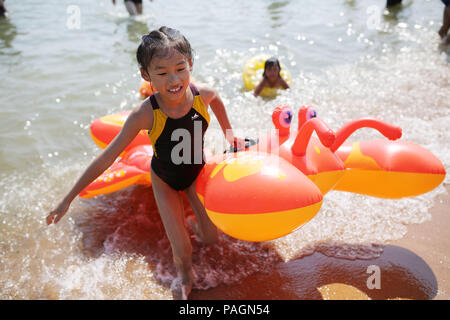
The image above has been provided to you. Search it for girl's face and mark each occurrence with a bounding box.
[144,48,192,101]
[265,64,280,82]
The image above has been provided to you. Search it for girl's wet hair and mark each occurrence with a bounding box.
[263,56,282,78]
[137,26,193,71]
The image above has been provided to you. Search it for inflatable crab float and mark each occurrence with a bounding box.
[80,105,446,242]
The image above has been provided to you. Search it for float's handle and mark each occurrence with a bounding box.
[224,137,259,153]
[330,118,402,152]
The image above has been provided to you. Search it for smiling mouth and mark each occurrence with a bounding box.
[168,85,183,94]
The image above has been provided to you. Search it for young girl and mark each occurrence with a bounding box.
[46,26,244,299]
[253,56,290,97]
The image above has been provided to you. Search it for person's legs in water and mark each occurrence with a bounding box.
[124,0,138,16]
[135,2,143,15]
[439,4,450,40]
[386,0,402,8]
[184,179,218,245]
[150,169,194,300]
[0,0,6,16]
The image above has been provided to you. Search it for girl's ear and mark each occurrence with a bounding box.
[140,67,151,82]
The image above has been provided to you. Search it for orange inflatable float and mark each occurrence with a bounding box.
[81,104,446,241]
[89,111,150,152]
[80,145,152,199]
[139,81,157,98]
[195,152,323,241]
[250,104,445,199]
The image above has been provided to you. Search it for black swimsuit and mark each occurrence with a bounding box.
[148,84,210,191]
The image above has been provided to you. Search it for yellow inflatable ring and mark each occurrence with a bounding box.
[243,54,291,97]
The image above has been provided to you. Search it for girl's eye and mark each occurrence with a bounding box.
[177,68,185,72]
[157,73,167,76]
[306,108,317,120]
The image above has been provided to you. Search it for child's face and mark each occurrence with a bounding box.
[265,65,280,82]
[144,48,192,101]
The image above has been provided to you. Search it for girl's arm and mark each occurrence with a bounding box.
[46,104,153,225]
[279,77,290,89]
[253,78,266,97]
[198,84,245,147]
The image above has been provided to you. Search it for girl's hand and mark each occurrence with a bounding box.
[232,137,247,151]
[46,199,71,225]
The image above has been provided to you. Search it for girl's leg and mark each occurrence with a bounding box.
[124,0,138,16]
[150,169,193,299]
[184,179,218,244]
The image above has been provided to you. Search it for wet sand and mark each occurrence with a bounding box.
[190,184,450,300]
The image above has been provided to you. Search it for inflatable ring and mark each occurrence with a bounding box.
[243,54,291,97]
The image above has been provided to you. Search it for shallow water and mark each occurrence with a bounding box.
[0,0,449,299]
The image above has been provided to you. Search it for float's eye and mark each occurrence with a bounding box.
[279,109,293,128]
[306,109,317,120]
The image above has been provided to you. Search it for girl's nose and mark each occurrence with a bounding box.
[168,72,179,84]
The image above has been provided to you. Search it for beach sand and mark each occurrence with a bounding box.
[190,184,450,300]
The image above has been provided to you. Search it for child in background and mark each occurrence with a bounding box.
[112,0,153,16]
[253,56,289,97]
[0,0,7,17]
[46,26,245,299]
[439,0,450,42]
[386,0,402,8]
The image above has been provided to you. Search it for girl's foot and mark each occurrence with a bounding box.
[171,276,192,300]
[187,216,204,243]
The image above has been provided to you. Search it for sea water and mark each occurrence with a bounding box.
[0,0,448,299]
